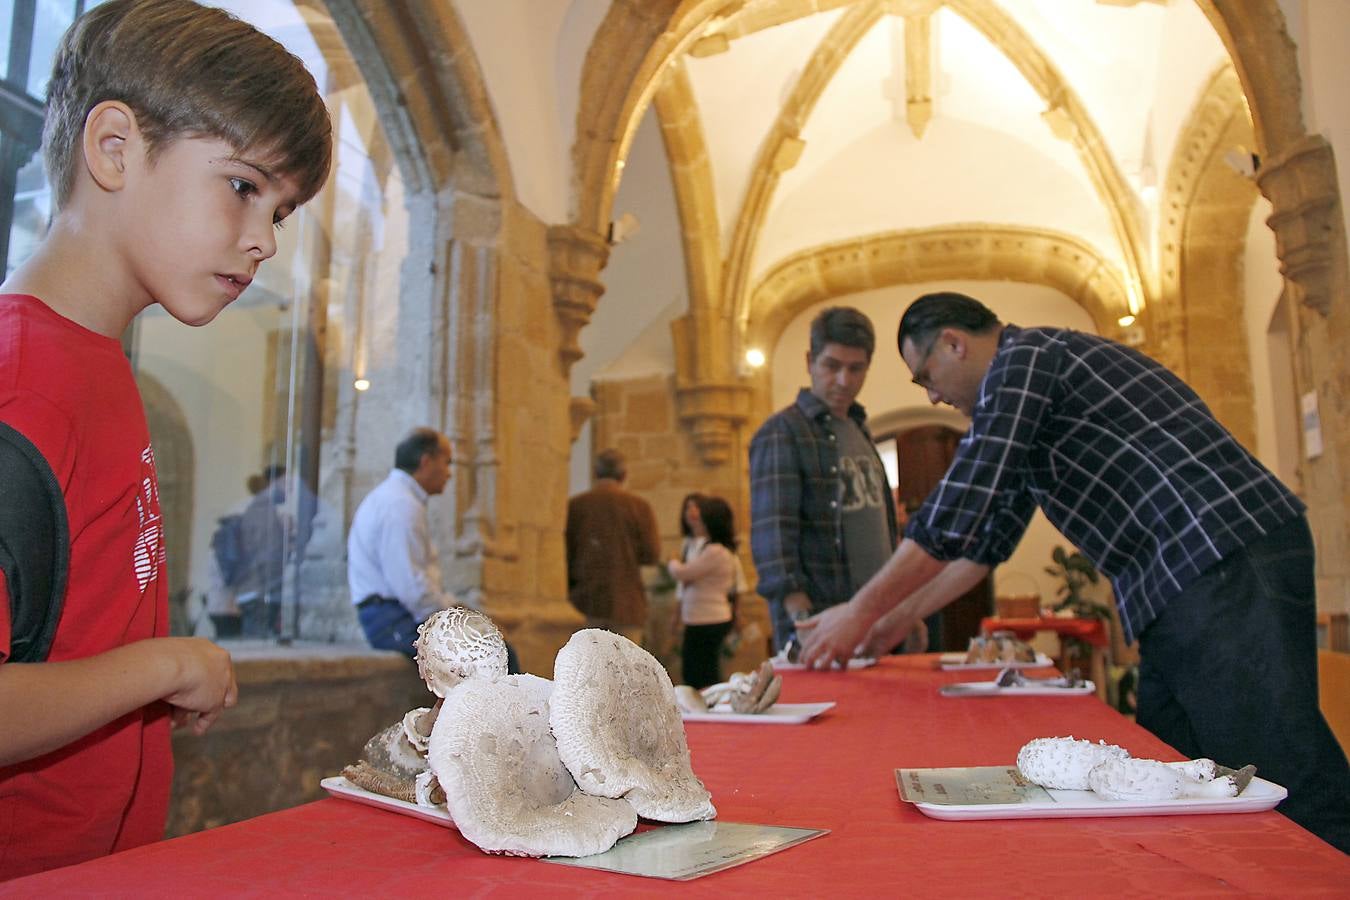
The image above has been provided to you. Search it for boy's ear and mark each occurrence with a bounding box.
[82,101,140,193]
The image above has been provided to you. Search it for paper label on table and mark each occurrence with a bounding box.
[896,766,1052,806]
[541,820,827,881]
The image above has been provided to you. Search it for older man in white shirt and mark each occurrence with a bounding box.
[347,427,519,671]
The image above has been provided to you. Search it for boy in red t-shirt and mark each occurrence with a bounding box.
[0,0,331,879]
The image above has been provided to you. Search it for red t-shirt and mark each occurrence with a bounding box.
[0,294,171,880]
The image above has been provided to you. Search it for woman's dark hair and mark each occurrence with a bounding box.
[679,492,705,539]
[696,496,736,551]
[897,291,1001,355]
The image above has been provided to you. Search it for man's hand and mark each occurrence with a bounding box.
[161,638,238,736]
[796,602,872,669]
[857,607,923,658]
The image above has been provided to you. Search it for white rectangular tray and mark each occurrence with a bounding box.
[939,652,1054,671]
[939,679,1095,697]
[772,656,877,671]
[680,701,836,724]
[320,776,455,829]
[896,767,1287,821]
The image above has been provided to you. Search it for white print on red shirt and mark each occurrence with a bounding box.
[133,444,164,592]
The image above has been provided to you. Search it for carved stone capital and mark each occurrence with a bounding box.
[1256,134,1343,316]
[674,381,752,465]
[568,395,596,444]
[547,224,610,370]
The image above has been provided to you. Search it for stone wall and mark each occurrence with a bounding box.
[168,646,430,837]
[589,373,773,679]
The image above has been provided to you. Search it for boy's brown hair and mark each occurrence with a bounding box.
[42,0,332,210]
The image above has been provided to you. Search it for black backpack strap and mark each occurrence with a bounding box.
[0,421,70,663]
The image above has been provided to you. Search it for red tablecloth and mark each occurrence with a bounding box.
[983,615,1111,647]
[6,656,1346,896]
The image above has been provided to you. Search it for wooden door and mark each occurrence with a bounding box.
[893,425,993,651]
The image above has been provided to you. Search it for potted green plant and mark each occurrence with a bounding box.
[1044,545,1109,622]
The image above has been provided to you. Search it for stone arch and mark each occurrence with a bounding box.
[318,3,517,601]
[1153,63,1259,447]
[746,225,1131,357]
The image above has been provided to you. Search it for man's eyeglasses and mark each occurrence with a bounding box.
[910,337,939,390]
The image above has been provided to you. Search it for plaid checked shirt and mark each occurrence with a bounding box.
[906,325,1305,643]
[749,389,897,610]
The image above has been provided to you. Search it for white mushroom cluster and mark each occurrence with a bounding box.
[344,612,715,858]
[1016,736,1248,801]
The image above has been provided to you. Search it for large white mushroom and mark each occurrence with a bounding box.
[414,607,510,697]
[1016,736,1131,790]
[426,673,638,857]
[550,629,717,823]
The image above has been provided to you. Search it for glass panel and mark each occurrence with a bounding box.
[26,0,80,98]
[5,138,47,278]
[125,1,404,644]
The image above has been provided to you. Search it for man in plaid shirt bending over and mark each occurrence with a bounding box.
[798,291,1349,853]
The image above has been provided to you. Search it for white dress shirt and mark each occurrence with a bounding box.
[347,469,450,624]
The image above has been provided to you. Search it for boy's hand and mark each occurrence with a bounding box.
[162,638,237,735]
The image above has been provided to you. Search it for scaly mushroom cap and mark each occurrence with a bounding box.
[1087,757,1186,801]
[362,717,429,776]
[415,607,510,697]
[551,629,717,823]
[427,673,637,857]
[1016,736,1130,790]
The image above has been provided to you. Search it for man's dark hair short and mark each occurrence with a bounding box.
[809,306,875,361]
[897,292,1002,355]
[594,448,627,481]
[697,496,737,551]
[395,428,444,473]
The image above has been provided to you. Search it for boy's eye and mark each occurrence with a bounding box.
[229,177,257,198]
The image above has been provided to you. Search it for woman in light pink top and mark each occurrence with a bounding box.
[668,496,737,688]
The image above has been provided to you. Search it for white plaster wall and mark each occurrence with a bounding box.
[770,280,1098,607]
[452,0,582,223]
[1243,198,1301,492]
[569,106,686,493]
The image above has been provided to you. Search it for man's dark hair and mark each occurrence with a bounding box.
[697,495,737,551]
[594,448,626,481]
[395,427,444,473]
[897,291,1002,355]
[809,306,875,361]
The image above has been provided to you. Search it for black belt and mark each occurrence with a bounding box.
[357,594,398,609]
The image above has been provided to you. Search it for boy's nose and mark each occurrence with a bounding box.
[926,387,942,405]
[246,216,278,261]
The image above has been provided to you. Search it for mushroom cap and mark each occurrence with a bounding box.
[427,673,637,857]
[1087,757,1186,801]
[550,629,717,823]
[415,607,510,697]
[362,718,429,777]
[1016,736,1130,790]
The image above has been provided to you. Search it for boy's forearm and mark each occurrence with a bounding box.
[0,640,189,766]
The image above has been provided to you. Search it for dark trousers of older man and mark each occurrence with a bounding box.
[1137,517,1350,854]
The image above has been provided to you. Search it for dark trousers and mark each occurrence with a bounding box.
[238,597,280,639]
[357,597,521,674]
[1137,516,1350,853]
[682,620,733,689]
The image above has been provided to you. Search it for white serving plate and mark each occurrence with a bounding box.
[320,776,455,829]
[939,679,1096,697]
[680,701,836,724]
[906,775,1287,821]
[771,655,877,671]
[938,652,1054,671]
